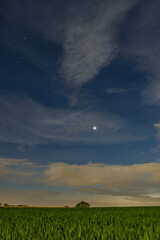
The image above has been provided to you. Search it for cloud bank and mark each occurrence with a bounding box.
[1,158,160,206]
[45,162,160,188]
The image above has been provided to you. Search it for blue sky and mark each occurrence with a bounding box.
[0,0,160,206]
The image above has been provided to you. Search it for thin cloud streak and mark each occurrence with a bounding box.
[105,88,139,94]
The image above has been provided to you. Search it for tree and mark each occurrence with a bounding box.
[76,201,90,208]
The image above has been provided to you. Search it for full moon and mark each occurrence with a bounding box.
[93,126,97,130]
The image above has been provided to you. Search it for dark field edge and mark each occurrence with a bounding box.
[0,206,160,209]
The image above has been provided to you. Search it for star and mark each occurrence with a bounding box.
[93,126,97,130]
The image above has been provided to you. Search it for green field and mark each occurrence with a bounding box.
[0,207,160,239]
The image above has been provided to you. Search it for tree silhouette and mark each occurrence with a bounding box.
[76,201,90,208]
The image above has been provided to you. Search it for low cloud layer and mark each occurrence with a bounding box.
[1,187,160,207]
[0,158,160,206]
[45,162,160,189]
[0,189,61,207]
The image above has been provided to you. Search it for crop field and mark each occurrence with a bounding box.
[0,207,160,240]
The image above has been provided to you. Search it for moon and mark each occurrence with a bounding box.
[93,126,97,130]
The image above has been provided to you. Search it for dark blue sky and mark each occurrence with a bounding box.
[0,0,160,206]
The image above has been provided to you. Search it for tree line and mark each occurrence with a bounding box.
[0,201,91,208]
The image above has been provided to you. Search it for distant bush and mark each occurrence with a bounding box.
[4,203,9,206]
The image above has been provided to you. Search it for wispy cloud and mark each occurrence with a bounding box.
[75,186,147,197]
[60,0,137,87]
[0,96,146,146]
[0,158,44,184]
[6,0,137,89]
[123,0,160,105]
[154,123,160,146]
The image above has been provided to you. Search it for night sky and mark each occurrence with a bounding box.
[0,0,160,206]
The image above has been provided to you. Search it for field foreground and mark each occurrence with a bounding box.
[0,207,160,239]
